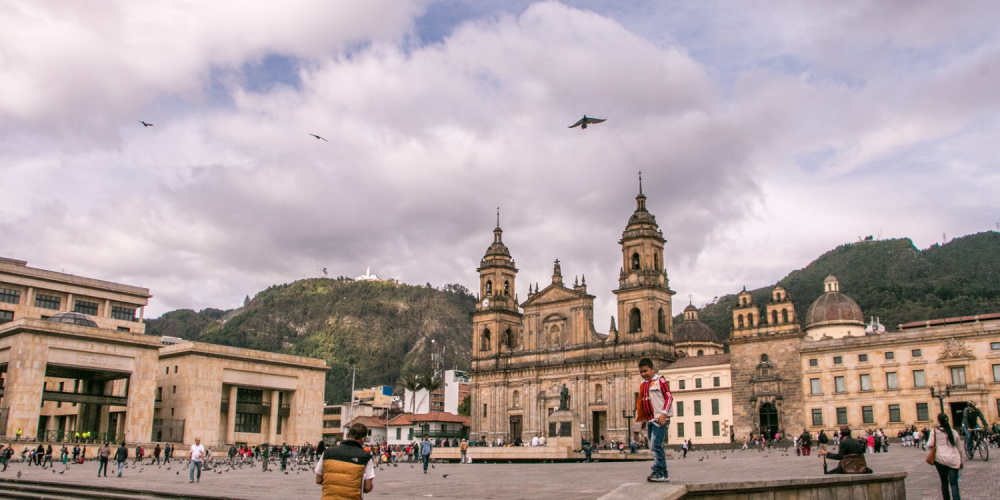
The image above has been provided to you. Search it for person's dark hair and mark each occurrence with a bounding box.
[347,423,368,440]
[936,413,956,447]
[638,358,654,369]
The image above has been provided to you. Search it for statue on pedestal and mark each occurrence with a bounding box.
[559,384,570,411]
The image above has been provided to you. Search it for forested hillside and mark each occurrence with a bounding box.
[681,231,1000,343]
[146,279,476,404]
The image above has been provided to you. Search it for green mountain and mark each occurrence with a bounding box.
[681,231,1000,343]
[145,279,476,404]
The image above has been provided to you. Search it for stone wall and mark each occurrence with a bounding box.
[729,331,806,440]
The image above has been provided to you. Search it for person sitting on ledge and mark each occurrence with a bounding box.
[818,425,872,474]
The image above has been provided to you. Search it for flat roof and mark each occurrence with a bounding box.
[899,312,1000,330]
[0,318,163,349]
[0,257,151,299]
[158,340,329,371]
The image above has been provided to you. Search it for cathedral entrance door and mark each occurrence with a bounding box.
[759,402,779,440]
[509,415,522,443]
[592,411,607,444]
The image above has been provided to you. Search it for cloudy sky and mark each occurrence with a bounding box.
[2,1,998,322]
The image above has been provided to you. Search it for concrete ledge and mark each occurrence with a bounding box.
[600,472,907,500]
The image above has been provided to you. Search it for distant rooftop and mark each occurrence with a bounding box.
[0,256,151,298]
[899,312,1000,330]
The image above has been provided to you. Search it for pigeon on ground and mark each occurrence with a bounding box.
[140,121,153,127]
[568,116,606,129]
[309,134,328,142]
[17,471,21,478]
[442,474,449,478]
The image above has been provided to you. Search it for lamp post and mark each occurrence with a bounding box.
[622,409,635,443]
[930,385,950,415]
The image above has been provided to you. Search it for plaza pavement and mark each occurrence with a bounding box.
[0,446,995,499]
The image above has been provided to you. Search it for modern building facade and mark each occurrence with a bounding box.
[155,341,327,448]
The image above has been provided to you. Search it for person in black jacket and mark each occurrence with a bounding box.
[114,443,128,477]
[818,425,872,474]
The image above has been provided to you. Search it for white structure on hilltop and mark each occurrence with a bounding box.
[355,267,381,282]
[403,369,471,415]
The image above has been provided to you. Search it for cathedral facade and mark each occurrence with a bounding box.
[469,187,677,445]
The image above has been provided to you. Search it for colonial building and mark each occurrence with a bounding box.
[729,276,1000,440]
[470,185,678,445]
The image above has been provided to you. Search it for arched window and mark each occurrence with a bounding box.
[629,307,642,333]
[697,350,704,356]
[657,307,666,333]
[653,254,660,271]
[747,313,754,327]
[760,353,769,362]
[505,327,515,348]
[741,297,747,306]
[503,280,510,296]
[512,390,520,408]
[771,310,778,324]
[481,328,491,351]
[737,314,744,328]
[631,252,640,270]
[781,309,789,323]
[777,292,783,301]
[485,280,492,296]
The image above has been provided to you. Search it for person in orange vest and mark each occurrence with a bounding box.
[316,423,374,499]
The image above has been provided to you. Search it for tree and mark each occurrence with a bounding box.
[402,374,423,413]
[457,394,471,416]
[418,373,443,393]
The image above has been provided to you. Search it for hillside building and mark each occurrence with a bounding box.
[403,369,470,415]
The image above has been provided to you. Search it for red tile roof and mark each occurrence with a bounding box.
[347,416,388,429]
[387,412,471,427]
[664,353,730,369]
[899,312,1000,330]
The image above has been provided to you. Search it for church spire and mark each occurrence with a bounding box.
[636,171,647,211]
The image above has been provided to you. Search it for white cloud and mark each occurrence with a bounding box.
[1,1,998,326]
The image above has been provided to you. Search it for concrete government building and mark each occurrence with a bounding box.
[0,257,327,448]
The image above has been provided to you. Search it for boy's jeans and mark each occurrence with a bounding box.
[648,421,667,476]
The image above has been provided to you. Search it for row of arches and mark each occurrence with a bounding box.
[484,279,511,297]
[630,252,661,271]
[480,327,518,351]
[628,307,668,333]
[736,308,791,328]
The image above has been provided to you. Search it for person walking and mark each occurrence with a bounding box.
[637,357,673,483]
[60,445,68,465]
[164,443,172,464]
[420,434,433,473]
[72,445,80,462]
[799,429,812,456]
[280,442,290,471]
[97,442,111,477]
[114,443,128,477]
[151,444,161,465]
[1,445,11,471]
[261,444,270,471]
[928,413,963,500]
[315,423,375,498]
[460,439,469,464]
[818,430,829,452]
[42,445,53,468]
[189,437,205,483]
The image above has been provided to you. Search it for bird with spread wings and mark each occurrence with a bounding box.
[309,133,328,142]
[568,115,606,129]
[140,121,153,127]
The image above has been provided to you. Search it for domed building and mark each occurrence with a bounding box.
[803,276,865,340]
[674,304,724,357]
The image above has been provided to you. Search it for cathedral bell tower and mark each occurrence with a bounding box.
[472,214,523,366]
[613,176,675,344]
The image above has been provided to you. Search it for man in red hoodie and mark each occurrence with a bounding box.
[637,358,673,483]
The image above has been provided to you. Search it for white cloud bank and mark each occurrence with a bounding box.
[0,1,998,322]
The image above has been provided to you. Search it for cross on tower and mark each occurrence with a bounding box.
[688,293,693,305]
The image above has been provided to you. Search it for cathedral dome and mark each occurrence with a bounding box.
[805,276,864,328]
[674,304,720,344]
[483,226,510,258]
[674,320,720,344]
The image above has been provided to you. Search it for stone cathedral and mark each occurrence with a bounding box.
[469,185,678,444]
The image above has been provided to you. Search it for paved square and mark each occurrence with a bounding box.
[0,446,995,499]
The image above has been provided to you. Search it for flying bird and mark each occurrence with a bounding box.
[309,134,328,142]
[568,115,606,129]
[140,121,153,127]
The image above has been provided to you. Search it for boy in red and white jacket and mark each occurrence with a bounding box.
[638,357,673,482]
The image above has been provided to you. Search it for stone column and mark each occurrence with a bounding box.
[2,333,47,440]
[123,348,158,444]
[103,299,111,318]
[269,390,279,443]
[226,385,237,446]
[66,293,73,312]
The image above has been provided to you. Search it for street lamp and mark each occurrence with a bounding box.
[622,409,635,443]
[929,385,950,415]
